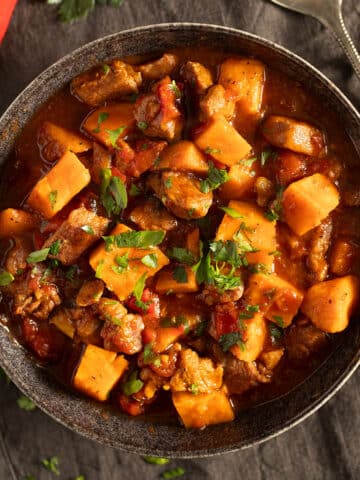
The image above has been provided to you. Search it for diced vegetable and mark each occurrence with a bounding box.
[219,57,265,116]
[38,121,92,154]
[194,115,252,167]
[261,115,325,156]
[49,308,75,339]
[138,53,178,80]
[200,84,235,120]
[172,388,234,428]
[129,199,177,232]
[76,279,104,306]
[89,223,169,301]
[260,348,284,370]
[156,266,198,294]
[73,344,128,401]
[330,239,357,276]
[245,273,304,327]
[230,313,267,362]
[300,275,360,333]
[219,161,258,200]
[216,200,277,269]
[0,208,39,238]
[27,151,91,219]
[182,61,213,94]
[282,173,340,236]
[82,103,135,148]
[152,141,209,175]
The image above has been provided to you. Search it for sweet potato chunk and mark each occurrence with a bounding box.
[50,308,75,339]
[219,58,265,116]
[282,173,339,236]
[230,313,267,362]
[71,60,142,107]
[129,199,177,232]
[172,389,234,428]
[200,84,235,120]
[89,224,169,301]
[216,200,277,270]
[0,209,39,238]
[138,53,178,80]
[194,115,252,166]
[261,115,325,156]
[300,275,360,333]
[38,121,91,157]
[82,103,135,148]
[148,172,213,220]
[43,207,109,265]
[73,344,128,401]
[27,151,91,219]
[219,162,258,200]
[76,279,104,307]
[155,266,198,294]
[182,61,213,94]
[245,273,304,327]
[152,141,209,175]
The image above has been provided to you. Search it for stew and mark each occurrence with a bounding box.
[1,48,359,429]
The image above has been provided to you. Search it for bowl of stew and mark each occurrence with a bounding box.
[0,23,359,457]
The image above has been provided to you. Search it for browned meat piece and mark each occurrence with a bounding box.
[199,285,244,306]
[90,143,111,184]
[170,348,223,394]
[255,177,275,208]
[277,223,307,260]
[12,269,61,320]
[259,349,284,370]
[133,76,183,140]
[261,115,325,156]
[125,139,168,177]
[129,198,177,231]
[307,217,332,283]
[200,84,235,120]
[76,279,104,307]
[182,61,213,94]
[98,298,144,354]
[4,236,32,276]
[22,317,65,361]
[330,238,358,276]
[138,53,179,80]
[138,367,168,400]
[71,60,142,107]
[147,172,213,220]
[70,306,102,344]
[284,317,329,365]
[43,207,110,266]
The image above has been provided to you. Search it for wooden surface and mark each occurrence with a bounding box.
[0,0,359,478]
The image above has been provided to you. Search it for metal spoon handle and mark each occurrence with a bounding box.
[326,8,360,79]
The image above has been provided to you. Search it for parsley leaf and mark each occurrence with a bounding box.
[269,323,284,343]
[141,253,158,269]
[129,183,141,196]
[92,112,109,133]
[219,332,245,352]
[112,253,129,274]
[0,270,14,286]
[105,126,126,148]
[272,315,285,328]
[17,395,36,411]
[81,225,94,235]
[95,259,104,279]
[205,147,221,155]
[133,272,147,306]
[172,265,188,283]
[137,121,148,131]
[168,80,181,98]
[162,467,186,479]
[65,264,78,281]
[219,206,245,218]
[102,64,110,74]
[264,186,284,222]
[166,247,195,265]
[143,343,161,367]
[239,157,257,167]
[190,383,198,395]
[200,162,229,193]
[48,190,57,210]
[42,456,60,476]
[49,0,125,24]
[261,147,277,166]
[123,371,144,396]
[100,168,127,216]
[103,230,165,251]
[26,248,50,264]
[49,240,62,255]
[143,456,169,465]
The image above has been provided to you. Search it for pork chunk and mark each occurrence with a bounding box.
[76,279,104,307]
[285,317,329,365]
[200,84,235,120]
[182,61,213,94]
[5,236,32,276]
[71,60,142,107]
[138,53,178,80]
[90,143,112,184]
[43,207,110,265]
[148,172,213,220]
[170,348,223,394]
[129,198,177,231]
[307,217,332,283]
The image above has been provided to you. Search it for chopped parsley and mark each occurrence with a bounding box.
[65,264,78,281]
[200,162,229,193]
[95,259,104,279]
[205,147,221,155]
[48,190,57,210]
[190,383,198,395]
[81,225,94,235]
[133,272,147,309]
[49,240,62,255]
[0,270,14,286]
[143,456,169,465]
[92,112,109,134]
[141,253,158,269]
[100,168,127,217]
[168,80,181,98]
[129,183,142,196]
[261,147,278,166]
[42,456,60,476]
[103,230,165,251]
[17,395,36,411]
[102,64,110,74]
[239,304,260,320]
[264,186,284,222]
[162,467,186,478]
[105,126,126,148]
[272,315,285,328]
[193,319,209,337]
[123,371,144,396]
[111,253,129,274]
[52,0,125,24]
[137,121,148,131]
[269,323,284,343]
[219,332,246,352]
[26,248,50,264]
[239,157,257,167]
[172,265,188,283]
[166,247,195,265]
[164,177,172,189]
[219,206,244,218]
[143,343,161,367]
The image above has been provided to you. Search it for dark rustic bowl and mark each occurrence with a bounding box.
[0,23,359,458]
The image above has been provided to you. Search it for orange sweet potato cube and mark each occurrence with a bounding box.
[27,151,91,219]
[39,121,92,153]
[73,344,128,401]
[230,313,267,362]
[0,208,39,238]
[153,140,209,174]
[89,224,169,301]
[219,162,258,200]
[282,173,339,236]
[82,103,135,148]
[155,266,198,294]
[300,275,360,333]
[194,115,252,166]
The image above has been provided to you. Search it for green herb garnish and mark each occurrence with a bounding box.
[168,80,181,98]
[129,183,142,196]
[205,147,221,155]
[81,225,94,235]
[172,265,188,283]
[17,395,36,411]
[102,64,110,74]
[95,259,104,279]
[190,383,198,395]
[0,270,14,286]
[49,240,62,255]
[26,248,50,264]
[219,206,244,218]
[166,247,195,265]
[143,343,161,367]
[48,190,57,210]
[219,332,246,352]
[162,467,186,479]
[105,126,126,148]
[137,121,148,131]
[272,315,285,328]
[141,253,158,269]
[143,456,169,465]
[123,371,144,396]
[92,112,109,133]
[42,456,60,476]
[100,168,127,217]
[261,147,277,166]
[103,230,165,251]
[200,162,229,193]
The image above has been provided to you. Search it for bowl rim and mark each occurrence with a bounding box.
[0,22,359,458]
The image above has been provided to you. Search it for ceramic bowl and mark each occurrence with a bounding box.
[0,23,359,458]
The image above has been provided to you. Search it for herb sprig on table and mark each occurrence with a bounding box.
[45,0,125,24]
